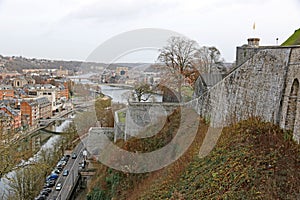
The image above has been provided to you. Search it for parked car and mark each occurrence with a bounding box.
[34,195,46,200]
[63,169,69,176]
[46,174,58,182]
[80,160,86,169]
[40,190,49,196]
[55,183,62,191]
[60,155,69,162]
[56,160,66,170]
[57,160,67,167]
[44,180,55,188]
[41,188,52,194]
[52,169,61,174]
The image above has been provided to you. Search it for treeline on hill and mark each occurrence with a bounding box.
[86,110,300,200]
[2,55,149,73]
[4,57,83,72]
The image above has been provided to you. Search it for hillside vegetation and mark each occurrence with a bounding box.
[138,118,300,199]
[87,111,300,200]
[281,28,300,46]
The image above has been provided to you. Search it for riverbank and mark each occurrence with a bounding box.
[106,84,133,90]
[0,111,78,199]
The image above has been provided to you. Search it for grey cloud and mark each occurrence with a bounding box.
[86,28,184,63]
[214,0,273,8]
[65,0,179,23]
[294,0,300,6]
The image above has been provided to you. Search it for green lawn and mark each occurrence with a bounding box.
[182,85,194,101]
[117,111,126,123]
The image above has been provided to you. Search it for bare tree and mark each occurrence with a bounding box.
[158,36,198,102]
[194,46,225,73]
[6,165,46,200]
[132,83,152,102]
[94,97,114,127]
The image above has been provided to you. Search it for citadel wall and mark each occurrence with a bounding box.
[188,46,300,142]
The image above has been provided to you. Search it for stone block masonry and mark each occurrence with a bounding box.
[187,46,300,143]
[125,102,181,138]
[280,47,300,142]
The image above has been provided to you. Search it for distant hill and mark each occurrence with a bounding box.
[0,54,151,73]
[281,28,300,46]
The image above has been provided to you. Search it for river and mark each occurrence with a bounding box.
[101,85,132,103]
[69,73,162,103]
[101,85,162,103]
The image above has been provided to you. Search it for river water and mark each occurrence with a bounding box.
[101,85,162,103]
[69,72,162,103]
[101,85,132,103]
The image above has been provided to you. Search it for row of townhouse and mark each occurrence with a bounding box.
[0,79,70,135]
[0,84,15,100]
[0,104,21,130]
[0,96,52,134]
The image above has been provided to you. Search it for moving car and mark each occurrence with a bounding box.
[55,183,62,191]
[71,153,77,159]
[63,169,69,176]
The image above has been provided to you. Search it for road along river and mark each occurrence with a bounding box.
[0,114,74,198]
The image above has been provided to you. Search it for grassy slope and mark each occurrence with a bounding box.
[86,108,208,199]
[87,114,300,200]
[281,28,300,46]
[138,118,300,200]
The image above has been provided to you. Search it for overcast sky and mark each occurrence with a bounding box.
[0,0,299,63]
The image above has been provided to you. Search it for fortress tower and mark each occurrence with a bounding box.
[247,38,260,47]
[236,38,261,66]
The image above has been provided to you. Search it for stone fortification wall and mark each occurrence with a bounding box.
[187,47,291,130]
[122,46,300,143]
[280,47,300,142]
[125,102,180,137]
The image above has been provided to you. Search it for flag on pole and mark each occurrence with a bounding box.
[253,22,256,30]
